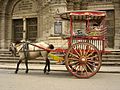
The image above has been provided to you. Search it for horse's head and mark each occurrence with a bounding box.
[9,40,23,56]
[9,42,17,56]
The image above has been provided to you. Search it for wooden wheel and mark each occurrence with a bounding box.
[65,42,102,78]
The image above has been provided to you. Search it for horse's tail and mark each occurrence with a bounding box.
[48,44,54,50]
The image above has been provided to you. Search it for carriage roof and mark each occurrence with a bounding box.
[59,10,106,22]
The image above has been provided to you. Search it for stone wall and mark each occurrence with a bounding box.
[48,37,68,48]
[0,0,120,50]
[0,0,9,49]
[114,0,120,49]
[40,0,67,41]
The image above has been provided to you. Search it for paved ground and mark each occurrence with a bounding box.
[0,69,120,90]
[0,63,120,73]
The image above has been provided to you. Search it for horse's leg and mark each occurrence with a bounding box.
[44,58,50,74]
[25,59,29,73]
[24,43,29,73]
[47,58,50,72]
[24,50,29,73]
[44,58,47,73]
[15,60,22,74]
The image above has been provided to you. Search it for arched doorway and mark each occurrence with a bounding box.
[12,0,38,42]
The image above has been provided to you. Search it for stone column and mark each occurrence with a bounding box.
[114,0,120,49]
[0,14,5,49]
[23,18,27,41]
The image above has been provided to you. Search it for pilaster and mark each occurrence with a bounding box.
[114,0,120,49]
[0,14,6,49]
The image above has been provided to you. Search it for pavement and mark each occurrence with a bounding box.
[0,62,120,73]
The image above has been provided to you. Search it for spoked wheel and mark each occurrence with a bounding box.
[65,42,102,78]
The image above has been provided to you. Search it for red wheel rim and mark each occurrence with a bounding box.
[65,42,102,78]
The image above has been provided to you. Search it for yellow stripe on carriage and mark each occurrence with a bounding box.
[48,53,64,62]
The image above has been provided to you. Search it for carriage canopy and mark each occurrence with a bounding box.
[59,10,106,22]
[59,10,107,37]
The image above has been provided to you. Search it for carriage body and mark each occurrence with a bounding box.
[57,10,107,78]
[60,10,107,52]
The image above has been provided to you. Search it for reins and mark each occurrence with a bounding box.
[15,41,51,53]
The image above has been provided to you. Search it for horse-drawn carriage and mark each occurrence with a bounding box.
[56,10,107,78]
[10,10,107,78]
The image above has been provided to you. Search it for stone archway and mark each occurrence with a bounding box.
[0,0,40,49]
[12,0,38,42]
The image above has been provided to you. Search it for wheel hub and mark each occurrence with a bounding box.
[80,57,87,64]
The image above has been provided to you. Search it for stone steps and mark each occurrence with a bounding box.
[102,51,120,66]
[0,49,57,64]
[0,49,120,66]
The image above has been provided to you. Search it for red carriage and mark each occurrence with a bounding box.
[51,10,107,78]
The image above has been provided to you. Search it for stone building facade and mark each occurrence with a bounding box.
[0,0,120,50]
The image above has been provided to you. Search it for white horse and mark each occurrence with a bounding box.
[9,40,54,74]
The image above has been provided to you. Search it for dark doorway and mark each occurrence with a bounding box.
[12,19,23,42]
[26,18,37,42]
[12,18,37,42]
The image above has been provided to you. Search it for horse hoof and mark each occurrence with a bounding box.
[43,70,46,74]
[25,71,28,73]
[45,72,49,75]
[15,71,18,74]
[44,71,49,75]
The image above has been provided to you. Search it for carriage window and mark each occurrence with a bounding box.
[54,22,62,34]
[72,21,86,35]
